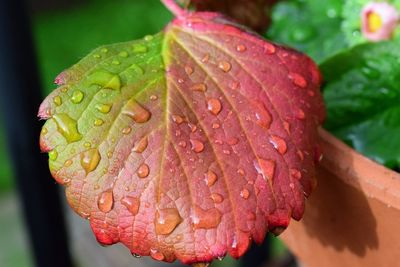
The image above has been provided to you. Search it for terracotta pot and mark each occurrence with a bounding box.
[280,128,400,267]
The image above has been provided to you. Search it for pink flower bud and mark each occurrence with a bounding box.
[361,2,399,41]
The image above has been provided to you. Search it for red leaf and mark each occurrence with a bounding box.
[39,9,324,265]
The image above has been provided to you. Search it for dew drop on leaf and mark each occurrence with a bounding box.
[81,148,101,174]
[121,196,140,215]
[64,159,73,167]
[218,61,231,72]
[269,135,287,154]
[192,205,222,229]
[295,108,305,120]
[191,83,207,92]
[96,103,112,114]
[264,43,276,54]
[240,188,250,199]
[53,113,82,143]
[207,98,222,115]
[133,136,148,153]
[122,126,132,135]
[53,96,62,106]
[48,150,58,161]
[211,193,224,203]
[94,118,104,126]
[205,170,218,186]
[190,139,204,153]
[185,65,194,75]
[288,72,307,88]
[123,99,151,123]
[236,44,246,52]
[98,190,114,213]
[254,158,276,181]
[87,70,121,90]
[150,248,165,261]
[132,43,148,53]
[155,208,182,235]
[172,114,184,124]
[137,163,150,178]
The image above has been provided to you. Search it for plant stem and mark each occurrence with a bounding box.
[160,0,187,17]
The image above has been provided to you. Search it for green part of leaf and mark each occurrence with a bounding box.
[322,40,400,169]
[266,0,347,63]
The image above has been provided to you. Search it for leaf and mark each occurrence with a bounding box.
[180,0,279,33]
[38,10,325,264]
[266,0,347,63]
[322,40,400,169]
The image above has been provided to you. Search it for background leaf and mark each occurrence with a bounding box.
[322,40,400,169]
[39,11,324,264]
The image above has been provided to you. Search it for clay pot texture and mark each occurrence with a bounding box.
[281,128,400,267]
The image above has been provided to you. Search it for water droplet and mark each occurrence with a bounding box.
[64,159,73,167]
[128,64,144,75]
[190,139,204,153]
[297,150,304,161]
[53,96,62,106]
[132,253,141,258]
[62,178,71,185]
[212,123,220,129]
[144,35,153,41]
[295,108,305,120]
[288,72,307,88]
[177,78,184,84]
[218,61,231,72]
[205,170,218,186]
[307,90,315,97]
[112,60,121,65]
[81,148,101,174]
[84,142,91,148]
[191,83,207,92]
[119,51,129,57]
[101,48,108,53]
[254,158,276,181]
[98,190,114,213]
[41,127,48,135]
[201,54,209,63]
[150,95,158,100]
[289,182,295,189]
[255,104,272,128]
[123,99,151,123]
[87,70,121,90]
[188,123,197,133]
[93,54,101,59]
[290,168,301,180]
[264,43,276,54]
[155,208,182,235]
[192,205,222,229]
[53,113,82,143]
[185,65,194,75]
[121,196,140,215]
[214,139,223,145]
[247,212,256,221]
[71,90,84,104]
[178,140,187,148]
[283,121,290,133]
[207,98,222,115]
[269,135,287,154]
[217,256,225,261]
[211,193,224,203]
[96,103,112,113]
[94,118,104,126]
[150,248,165,261]
[49,150,58,161]
[230,81,240,90]
[237,169,245,176]
[137,163,150,178]
[132,43,148,53]
[122,126,132,135]
[223,149,231,155]
[227,137,239,145]
[240,188,250,199]
[236,44,246,52]
[133,136,148,153]
[172,114,184,124]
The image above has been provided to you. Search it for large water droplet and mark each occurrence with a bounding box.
[191,83,207,92]
[122,126,132,135]
[255,104,272,128]
[128,64,144,75]
[190,139,204,153]
[137,163,150,178]
[71,90,84,104]
[90,71,120,90]
[119,51,129,57]
[254,158,276,181]
[218,61,231,72]
[288,72,307,88]
[98,190,114,213]
[133,136,148,153]
[155,208,182,235]
[48,150,58,161]
[172,114,184,124]
[123,99,151,123]
[53,96,62,106]
[53,113,82,143]
[236,44,246,52]
[150,248,165,261]
[205,170,218,186]
[121,196,140,215]
[192,206,222,229]
[264,43,276,54]
[240,188,250,199]
[207,98,222,115]
[211,193,224,203]
[96,103,112,114]
[269,135,287,154]
[81,148,101,174]
[94,118,104,126]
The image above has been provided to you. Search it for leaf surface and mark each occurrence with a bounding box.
[39,11,324,264]
[322,40,400,169]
